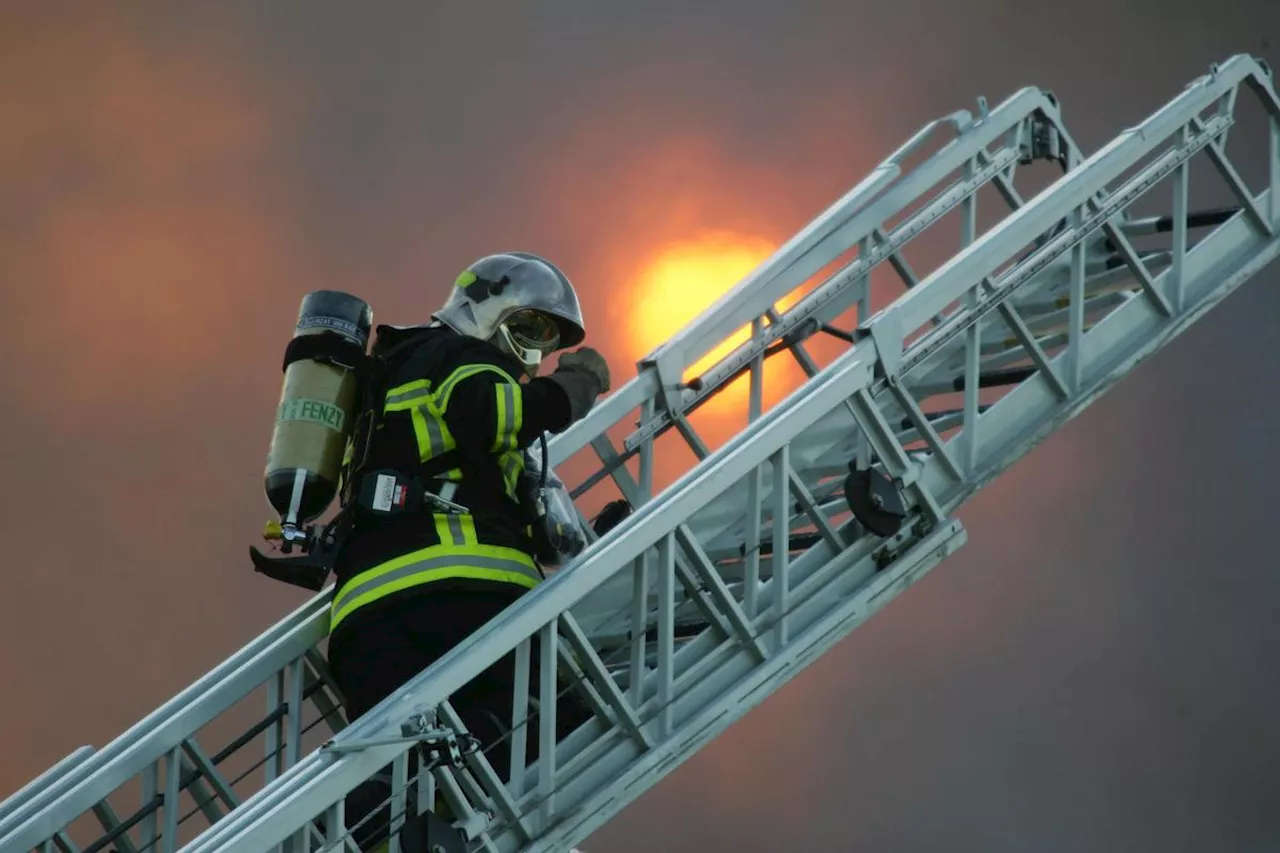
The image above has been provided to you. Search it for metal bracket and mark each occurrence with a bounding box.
[321,712,479,768]
[637,355,690,429]
[1023,112,1062,164]
[857,310,904,382]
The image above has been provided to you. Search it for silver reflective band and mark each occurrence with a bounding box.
[418,404,449,458]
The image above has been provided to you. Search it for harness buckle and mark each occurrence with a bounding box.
[356,470,470,518]
[423,479,469,515]
[322,709,480,766]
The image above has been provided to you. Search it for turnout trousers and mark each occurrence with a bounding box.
[327,588,593,852]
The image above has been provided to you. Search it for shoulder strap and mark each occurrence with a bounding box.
[339,330,436,506]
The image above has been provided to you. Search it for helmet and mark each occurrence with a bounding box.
[433,252,586,376]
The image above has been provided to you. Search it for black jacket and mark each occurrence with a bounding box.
[328,324,575,640]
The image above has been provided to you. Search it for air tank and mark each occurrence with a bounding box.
[263,291,373,530]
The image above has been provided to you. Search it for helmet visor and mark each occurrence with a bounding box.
[503,309,561,355]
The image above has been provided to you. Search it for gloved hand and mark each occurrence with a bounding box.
[557,347,611,394]
[546,347,611,423]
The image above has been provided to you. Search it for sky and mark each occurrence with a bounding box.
[2,1,1280,851]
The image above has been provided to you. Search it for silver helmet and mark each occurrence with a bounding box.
[433,252,586,375]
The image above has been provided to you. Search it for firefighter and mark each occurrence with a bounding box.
[326,252,610,851]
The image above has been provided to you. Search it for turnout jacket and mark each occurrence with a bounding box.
[328,325,576,639]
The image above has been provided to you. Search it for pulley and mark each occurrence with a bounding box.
[843,460,907,538]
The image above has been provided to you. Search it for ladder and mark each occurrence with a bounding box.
[4,53,1278,853]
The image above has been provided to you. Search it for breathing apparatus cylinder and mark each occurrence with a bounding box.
[263,291,373,534]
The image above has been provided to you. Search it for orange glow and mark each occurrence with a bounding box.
[624,230,801,415]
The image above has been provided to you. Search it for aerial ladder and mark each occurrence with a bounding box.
[3,53,1278,853]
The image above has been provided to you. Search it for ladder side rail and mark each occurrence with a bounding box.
[0,746,93,825]
[0,594,333,852]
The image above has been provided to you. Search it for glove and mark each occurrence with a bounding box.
[557,347,611,394]
[547,348,611,423]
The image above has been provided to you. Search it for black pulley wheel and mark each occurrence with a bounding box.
[844,464,907,538]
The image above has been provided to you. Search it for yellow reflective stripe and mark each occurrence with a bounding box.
[492,384,508,453]
[458,513,477,543]
[434,512,478,547]
[436,364,516,409]
[490,380,522,452]
[384,379,432,411]
[329,542,540,633]
[498,451,524,498]
[380,364,522,468]
[387,378,430,396]
[510,385,523,446]
[436,363,520,454]
[409,397,454,462]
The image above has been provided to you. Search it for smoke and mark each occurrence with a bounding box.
[0,7,305,406]
[0,4,316,790]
